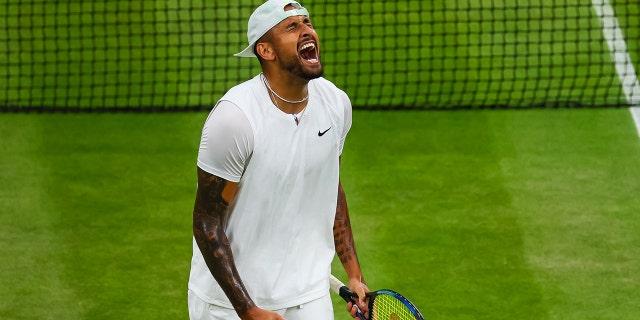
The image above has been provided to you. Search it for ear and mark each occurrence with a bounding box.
[255,42,276,61]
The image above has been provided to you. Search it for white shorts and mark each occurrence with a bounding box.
[188,290,334,320]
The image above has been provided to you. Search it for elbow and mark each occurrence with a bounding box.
[192,213,209,241]
[193,213,223,243]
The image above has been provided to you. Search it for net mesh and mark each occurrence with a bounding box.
[1,0,639,112]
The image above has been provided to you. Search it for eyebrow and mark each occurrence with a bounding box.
[285,17,311,27]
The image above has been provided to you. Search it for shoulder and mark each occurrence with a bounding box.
[310,77,344,95]
[310,78,350,107]
[223,75,263,101]
[218,75,267,126]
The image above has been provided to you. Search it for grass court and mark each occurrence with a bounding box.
[1,109,640,319]
[1,0,640,319]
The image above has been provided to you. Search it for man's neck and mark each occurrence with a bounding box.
[261,71,309,114]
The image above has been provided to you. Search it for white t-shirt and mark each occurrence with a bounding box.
[188,74,352,310]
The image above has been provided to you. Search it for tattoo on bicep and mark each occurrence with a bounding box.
[193,169,229,245]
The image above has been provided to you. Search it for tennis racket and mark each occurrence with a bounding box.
[329,274,425,320]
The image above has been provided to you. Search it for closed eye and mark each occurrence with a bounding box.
[285,19,314,31]
[303,17,314,28]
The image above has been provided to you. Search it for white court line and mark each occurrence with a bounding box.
[592,0,640,137]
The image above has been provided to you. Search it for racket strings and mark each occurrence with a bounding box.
[371,294,416,320]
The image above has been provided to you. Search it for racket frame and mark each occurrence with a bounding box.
[329,274,425,320]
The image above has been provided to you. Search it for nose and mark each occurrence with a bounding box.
[300,23,313,36]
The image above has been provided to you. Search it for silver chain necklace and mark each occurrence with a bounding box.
[266,81,307,125]
[261,73,309,104]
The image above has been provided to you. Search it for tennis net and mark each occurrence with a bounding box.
[1,0,639,111]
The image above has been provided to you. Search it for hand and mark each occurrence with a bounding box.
[346,278,370,319]
[240,307,286,320]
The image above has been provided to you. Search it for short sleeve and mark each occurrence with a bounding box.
[197,100,253,182]
[338,90,352,155]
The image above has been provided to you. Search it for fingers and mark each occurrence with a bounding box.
[356,298,368,317]
[348,278,370,298]
[355,285,367,303]
[346,300,369,319]
[354,283,370,316]
[346,301,361,319]
[345,278,370,318]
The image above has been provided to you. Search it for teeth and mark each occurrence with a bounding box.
[299,43,315,51]
[299,42,318,63]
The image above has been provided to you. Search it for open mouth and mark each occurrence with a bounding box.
[298,42,319,63]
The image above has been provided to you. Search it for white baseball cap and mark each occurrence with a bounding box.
[234,0,310,58]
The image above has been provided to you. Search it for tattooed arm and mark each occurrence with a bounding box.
[193,167,283,320]
[334,180,370,318]
[334,181,364,281]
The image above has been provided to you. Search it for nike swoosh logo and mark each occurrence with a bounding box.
[318,127,331,136]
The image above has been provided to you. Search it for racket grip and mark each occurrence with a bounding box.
[339,287,367,320]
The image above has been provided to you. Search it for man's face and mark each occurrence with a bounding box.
[268,11,323,80]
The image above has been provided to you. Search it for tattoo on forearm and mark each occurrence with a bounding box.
[334,184,358,265]
[193,168,255,316]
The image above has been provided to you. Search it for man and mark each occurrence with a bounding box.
[188,0,368,319]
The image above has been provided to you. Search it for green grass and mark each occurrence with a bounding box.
[2,109,640,319]
[0,113,204,319]
[335,109,640,319]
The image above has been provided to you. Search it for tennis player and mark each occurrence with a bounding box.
[188,0,368,319]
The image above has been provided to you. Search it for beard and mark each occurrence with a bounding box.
[280,54,324,81]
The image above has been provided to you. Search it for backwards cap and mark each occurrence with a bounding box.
[234,0,309,57]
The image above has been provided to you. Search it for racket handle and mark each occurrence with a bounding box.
[330,275,367,320]
[339,287,367,320]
